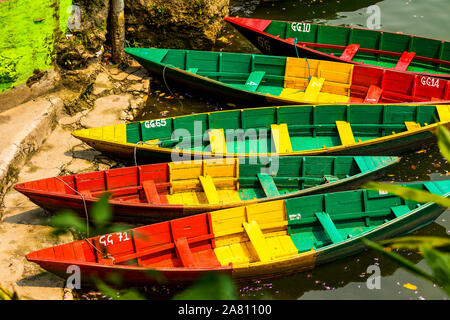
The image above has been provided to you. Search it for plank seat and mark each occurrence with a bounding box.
[314,211,344,244]
[364,85,382,103]
[199,175,220,204]
[436,105,450,122]
[391,205,410,218]
[243,220,272,262]
[340,44,360,61]
[187,68,199,74]
[304,77,325,102]
[174,237,197,268]
[404,121,421,131]
[394,51,416,71]
[424,181,444,195]
[209,128,227,155]
[354,156,371,173]
[271,123,293,153]
[244,71,266,92]
[335,121,356,145]
[257,173,280,198]
[142,180,162,204]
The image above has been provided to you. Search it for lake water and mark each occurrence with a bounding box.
[134,0,450,300]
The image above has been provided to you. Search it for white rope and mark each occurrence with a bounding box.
[133,140,162,166]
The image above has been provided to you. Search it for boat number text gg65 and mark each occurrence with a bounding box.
[144,119,167,129]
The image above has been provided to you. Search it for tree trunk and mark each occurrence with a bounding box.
[110,0,125,64]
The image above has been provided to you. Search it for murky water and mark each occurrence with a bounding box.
[133,0,450,300]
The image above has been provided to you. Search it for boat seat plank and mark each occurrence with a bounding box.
[199,175,220,204]
[424,181,444,195]
[271,123,293,153]
[436,105,450,122]
[243,220,272,262]
[304,77,325,102]
[364,85,382,104]
[340,44,360,61]
[404,121,421,131]
[314,212,344,244]
[394,51,416,71]
[335,121,356,145]
[209,129,227,155]
[142,180,162,204]
[354,157,371,173]
[187,68,199,74]
[257,173,280,198]
[391,205,410,218]
[244,71,266,92]
[174,237,197,268]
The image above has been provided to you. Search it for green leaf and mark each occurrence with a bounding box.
[420,244,450,295]
[362,238,436,283]
[437,125,450,162]
[49,210,87,235]
[89,193,113,226]
[172,273,236,300]
[93,278,146,300]
[379,236,450,250]
[363,182,450,208]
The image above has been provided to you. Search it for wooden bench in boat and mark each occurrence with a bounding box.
[404,121,421,131]
[244,71,266,92]
[304,77,325,102]
[394,51,416,71]
[209,128,227,155]
[314,211,344,244]
[364,85,382,103]
[175,237,197,267]
[391,205,411,218]
[243,220,273,262]
[335,121,356,146]
[257,173,280,198]
[271,123,293,153]
[436,105,450,122]
[340,44,360,61]
[199,175,220,205]
[142,180,162,204]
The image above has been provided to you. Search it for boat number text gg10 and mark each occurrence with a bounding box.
[291,22,311,32]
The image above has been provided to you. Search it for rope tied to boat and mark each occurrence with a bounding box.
[293,38,312,82]
[55,176,117,263]
[133,140,163,166]
[55,176,90,237]
[162,64,184,111]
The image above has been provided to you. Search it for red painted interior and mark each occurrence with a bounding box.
[26,213,222,270]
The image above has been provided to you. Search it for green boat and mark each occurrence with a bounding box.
[225,17,450,79]
[72,104,450,162]
[124,48,450,106]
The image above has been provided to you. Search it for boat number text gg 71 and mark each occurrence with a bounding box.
[99,232,130,246]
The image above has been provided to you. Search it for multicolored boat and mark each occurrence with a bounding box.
[25,180,450,285]
[124,48,450,106]
[71,104,450,162]
[14,156,399,221]
[224,17,450,79]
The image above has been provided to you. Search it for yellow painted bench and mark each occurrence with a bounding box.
[335,121,356,145]
[271,123,293,153]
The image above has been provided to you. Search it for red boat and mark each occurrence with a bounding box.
[14,156,398,222]
[25,181,450,285]
[225,17,450,80]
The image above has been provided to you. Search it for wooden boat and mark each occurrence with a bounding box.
[224,17,450,80]
[14,156,399,222]
[26,180,450,285]
[71,104,450,162]
[124,47,450,106]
